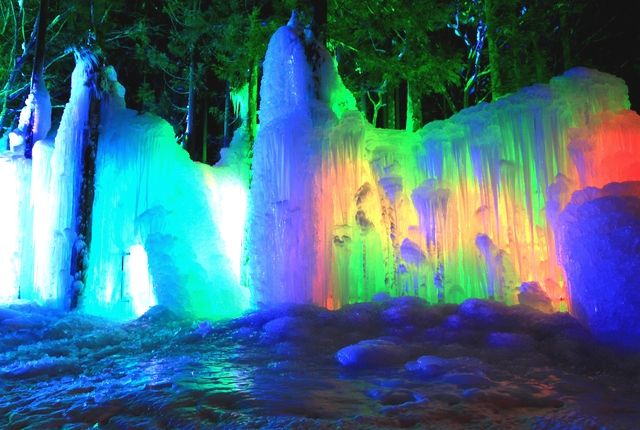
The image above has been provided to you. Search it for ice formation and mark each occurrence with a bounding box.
[1,20,640,328]
[247,18,356,306]
[554,182,640,350]
[247,23,640,312]
[0,154,30,302]
[81,64,249,320]
[0,54,250,319]
[7,77,51,152]
[30,51,99,308]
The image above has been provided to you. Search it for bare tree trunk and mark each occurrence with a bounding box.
[201,97,208,163]
[185,50,196,157]
[30,0,47,90]
[484,0,502,100]
[312,0,327,43]
[462,67,472,109]
[385,87,396,129]
[406,83,414,131]
[394,85,401,129]
[442,90,458,116]
[24,0,49,159]
[89,0,96,34]
[358,90,368,118]
[70,50,101,310]
[406,82,421,132]
[368,91,384,128]
[560,6,571,71]
[247,59,258,143]
[223,81,230,147]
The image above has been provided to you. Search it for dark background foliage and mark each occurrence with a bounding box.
[1,0,637,163]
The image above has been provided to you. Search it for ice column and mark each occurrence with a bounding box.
[82,66,249,319]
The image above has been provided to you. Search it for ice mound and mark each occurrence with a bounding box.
[336,339,408,368]
[555,182,640,351]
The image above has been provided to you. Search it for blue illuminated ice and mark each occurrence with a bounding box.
[0,53,250,319]
[555,182,640,351]
[82,62,250,320]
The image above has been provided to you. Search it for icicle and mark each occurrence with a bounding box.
[246,21,640,311]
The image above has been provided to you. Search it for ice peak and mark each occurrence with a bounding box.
[287,10,301,31]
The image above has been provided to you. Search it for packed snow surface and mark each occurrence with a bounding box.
[1,298,639,429]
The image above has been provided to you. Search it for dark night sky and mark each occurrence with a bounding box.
[577,0,640,110]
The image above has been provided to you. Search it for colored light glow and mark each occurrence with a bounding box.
[0,155,25,302]
[125,244,156,316]
[303,79,640,310]
[204,171,248,283]
[247,23,640,311]
[1,28,639,321]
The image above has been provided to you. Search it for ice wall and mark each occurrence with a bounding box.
[248,23,640,310]
[1,53,106,307]
[247,18,358,306]
[0,68,71,306]
[1,55,250,320]
[248,23,316,305]
[2,21,639,321]
[362,69,637,308]
[81,66,249,320]
[0,154,31,301]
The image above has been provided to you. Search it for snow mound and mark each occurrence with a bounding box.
[336,338,408,368]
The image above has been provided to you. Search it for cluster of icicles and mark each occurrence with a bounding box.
[1,21,639,320]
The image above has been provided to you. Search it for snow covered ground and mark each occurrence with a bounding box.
[1,297,639,429]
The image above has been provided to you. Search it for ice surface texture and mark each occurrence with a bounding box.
[2,23,640,323]
[2,299,639,428]
[247,23,640,310]
[82,64,249,319]
[555,182,640,351]
[1,54,250,319]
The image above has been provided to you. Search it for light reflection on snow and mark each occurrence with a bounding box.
[1,299,639,428]
[204,172,248,284]
[125,244,156,316]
